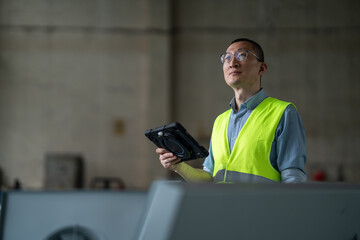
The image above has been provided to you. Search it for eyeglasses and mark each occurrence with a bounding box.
[220,49,262,64]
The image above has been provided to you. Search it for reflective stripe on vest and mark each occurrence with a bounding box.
[212,97,293,183]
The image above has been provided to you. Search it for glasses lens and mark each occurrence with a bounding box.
[221,53,232,64]
[235,50,248,61]
[221,50,249,64]
[220,54,225,63]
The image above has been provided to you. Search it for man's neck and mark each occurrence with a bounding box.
[233,87,261,111]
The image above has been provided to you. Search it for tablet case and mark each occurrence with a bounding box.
[145,122,209,161]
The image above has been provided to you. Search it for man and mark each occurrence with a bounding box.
[156,38,307,183]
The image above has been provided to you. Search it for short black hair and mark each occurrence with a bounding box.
[231,38,264,62]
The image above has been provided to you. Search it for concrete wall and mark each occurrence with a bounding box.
[0,0,172,189]
[0,0,359,189]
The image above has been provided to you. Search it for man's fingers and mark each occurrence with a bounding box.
[163,155,178,163]
[156,148,167,154]
[156,148,181,169]
[164,152,175,159]
[160,155,177,164]
[156,148,176,158]
[164,158,181,169]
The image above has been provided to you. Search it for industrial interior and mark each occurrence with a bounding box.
[0,0,359,239]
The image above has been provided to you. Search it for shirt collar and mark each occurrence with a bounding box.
[229,88,268,112]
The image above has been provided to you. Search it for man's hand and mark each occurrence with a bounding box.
[155,148,212,182]
[156,148,181,170]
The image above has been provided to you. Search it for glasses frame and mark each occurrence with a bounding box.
[220,49,262,64]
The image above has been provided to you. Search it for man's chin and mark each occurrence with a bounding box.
[226,79,243,88]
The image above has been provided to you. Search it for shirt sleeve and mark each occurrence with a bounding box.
[274,104,307,176]
[202,137,214,176]
[281,168,307,183]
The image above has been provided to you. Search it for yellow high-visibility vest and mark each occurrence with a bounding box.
[212,97,293,183]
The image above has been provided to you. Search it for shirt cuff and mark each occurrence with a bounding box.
[203,166,213,176]
[281,168,307,183]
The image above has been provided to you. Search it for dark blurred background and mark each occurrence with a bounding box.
[0,0,359,190]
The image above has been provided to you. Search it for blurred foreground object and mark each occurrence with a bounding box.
[137,181,360,240]
[0,190,146,240]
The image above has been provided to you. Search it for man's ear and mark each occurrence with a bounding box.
[259,62,268,76]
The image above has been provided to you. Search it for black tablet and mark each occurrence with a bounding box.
[145,122,209,161]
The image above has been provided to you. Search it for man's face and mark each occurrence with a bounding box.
[222,41,266,90]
